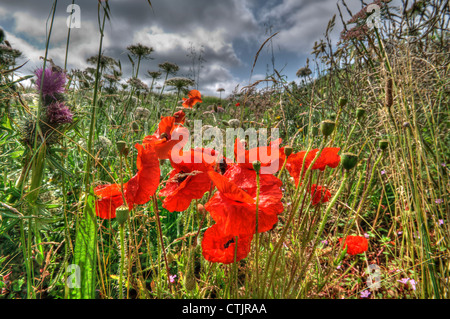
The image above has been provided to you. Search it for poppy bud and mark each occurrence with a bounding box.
[284,146,293,157]
[338,97,348,107]
[116,207,129,225]
[132,122,140,132]
[116,140,127,155]
[213,104,218,113]
[356,108,366,121]
[252,160,261,173]
[379,140,389,151]
[320,120,335,137]
[342,152,358,170]
[222,120,229,126]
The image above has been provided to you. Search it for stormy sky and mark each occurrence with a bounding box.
[0,0,392,97]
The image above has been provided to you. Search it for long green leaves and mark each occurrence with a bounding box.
[69,194,97,298]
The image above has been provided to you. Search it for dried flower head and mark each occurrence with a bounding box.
[165,77,195,90]
[158,61,179,74]
[127,43,154,59]
[127,77,149,91]
[147,70,162,79]
[296,66,312,77]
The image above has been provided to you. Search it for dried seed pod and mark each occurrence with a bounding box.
[356,108,366,121]
[284,146,293,157]
[116,207,129,225]
[320,120,335,137]
[379,140,389,151]
[252,160,261,173]
[338,97,348,107]
[342,152,358,170]
[116,140,128,155]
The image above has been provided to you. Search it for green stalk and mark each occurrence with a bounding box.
[152,194,172,291]
[70,2,108,299]
[119,223,125,299]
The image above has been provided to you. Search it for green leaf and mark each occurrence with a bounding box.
[69,192,97,299]
[47,154,74,178]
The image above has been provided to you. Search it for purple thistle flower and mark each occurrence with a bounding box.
[35,67,66,97]
[409,279,417,291]
[46,102,73,125]
[398,278,417,291]
[397,278,410,285]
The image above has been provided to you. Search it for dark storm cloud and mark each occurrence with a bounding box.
[0,0,393,96]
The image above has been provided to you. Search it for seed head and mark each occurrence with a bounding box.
[116,207,129,225]
[342,152,358,170]
[320,120,335,137]
[356,108,366,121]
[379,140,389,151]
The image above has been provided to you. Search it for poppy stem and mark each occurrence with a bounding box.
[152,194,172,291]
[254,167,261,297]
[119,223,125,299]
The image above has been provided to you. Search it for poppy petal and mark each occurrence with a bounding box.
[201,224,253,264]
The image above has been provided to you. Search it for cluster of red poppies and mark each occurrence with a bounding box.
[94,90,348,264]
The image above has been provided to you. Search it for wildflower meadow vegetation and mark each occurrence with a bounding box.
[0,0,449,301]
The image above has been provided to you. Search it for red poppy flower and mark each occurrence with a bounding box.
[235,102,240,107]
[124,143,160,209]
[159,148,218,212]
[205,164,283,237]
[95,143,160,218]
[339,235,368,255]
[143,115,189,160]
[182,89,202,108]
[234,138,285,174]
[286,147,340,185]
[94,183,124,219]
[310,184,331,206]
[173,110,186,124]
[201,224,253,264]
